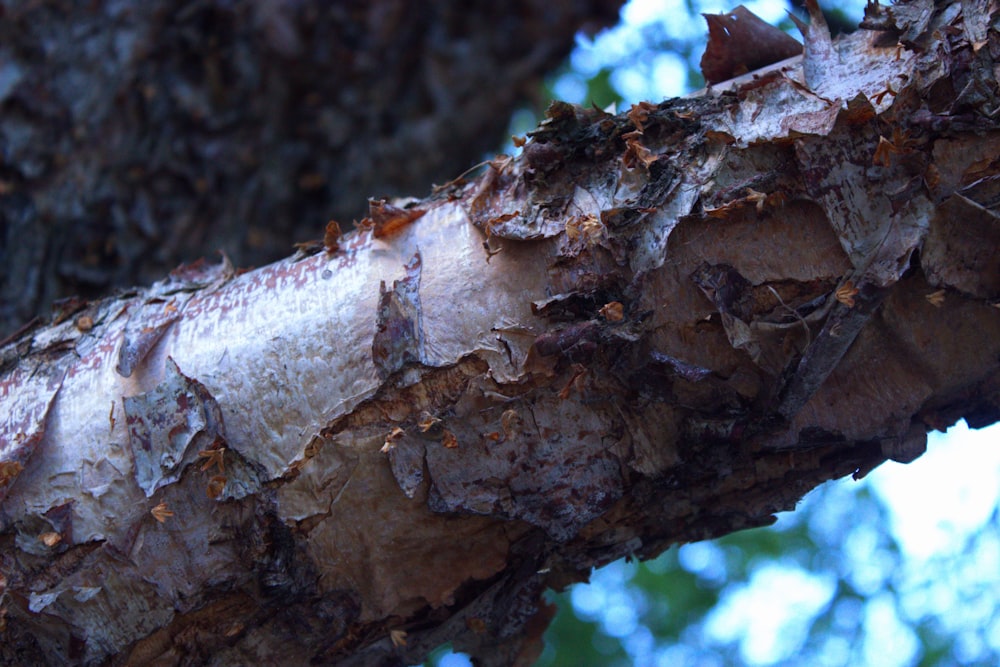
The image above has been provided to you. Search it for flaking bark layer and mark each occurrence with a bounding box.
[2,2,1000,664]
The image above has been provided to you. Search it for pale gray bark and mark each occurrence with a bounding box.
[2,2,1000,664]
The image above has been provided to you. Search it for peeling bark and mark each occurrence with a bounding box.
[3,2,1000,664]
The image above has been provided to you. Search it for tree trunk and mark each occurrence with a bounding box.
[3,2,1000,664]
[0,0,623,339]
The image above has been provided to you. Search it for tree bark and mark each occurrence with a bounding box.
[0,0,623,339]
[3,1,1000,664]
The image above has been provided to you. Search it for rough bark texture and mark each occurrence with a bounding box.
[0,0,623,339]
[3,1,1000,665]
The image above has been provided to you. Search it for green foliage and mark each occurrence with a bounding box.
[538,593,629,666]
[544,65,623,111]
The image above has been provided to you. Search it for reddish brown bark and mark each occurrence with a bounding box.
[2,2,999,665]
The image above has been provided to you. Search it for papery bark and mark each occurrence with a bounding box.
[3,2,1000,664]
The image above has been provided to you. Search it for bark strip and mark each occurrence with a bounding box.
[2,2,1000,664]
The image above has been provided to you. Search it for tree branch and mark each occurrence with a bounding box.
[2,2,1000,664]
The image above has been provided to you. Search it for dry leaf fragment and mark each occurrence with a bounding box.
[0,461,23,487]
[745,188,768,212]
[842,93,878,124]
[599,301,624,322]
[151,502,174,523]
[623,131,658,169]
[482,239,503,262]
[511,135,527,148]
[389,629,407,648]
[484,211,520,239]
[380,427,406,454]
[75,315,94,332]
[872,84,897,106]
[488,154,513,174]
[197,447,226,473]
[206,475,227,499]
[925,289,946,307]
[627,101,656,131]
[873,126,916,167]
[704,199,742,219]
[368,199,425,239]
[559,364,588,400]
[836,281,859,307]
[565,214,603,245]
[39,532,62,547]
[701,6,803,84]
[292,239,325,255]
[284,458,307,478]
[767,191,788,208]
[324,220,342,252]
[303,436,322,459]
[705,129,736,144]
[51,295,88,324]
[873,135,895,167]
[418,412,443,433]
